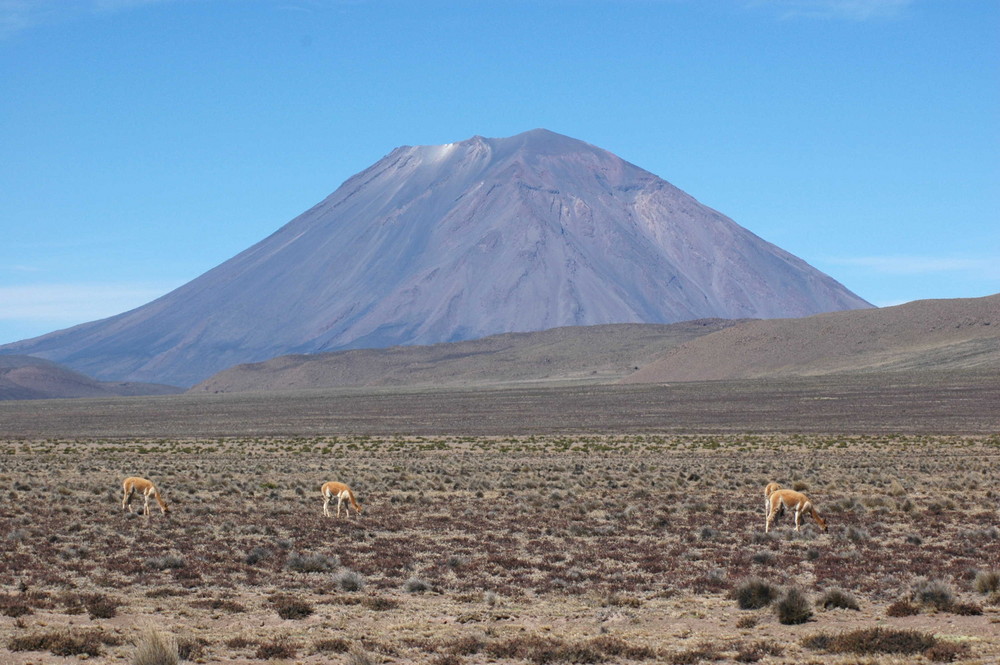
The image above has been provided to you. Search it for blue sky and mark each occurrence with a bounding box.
[1,0,997,345]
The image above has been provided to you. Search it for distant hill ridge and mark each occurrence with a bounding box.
[191,319,740,393]
[622,293,1000,383]
[0,129,869,386]
[0,355,182,401]
[191,294,999,393]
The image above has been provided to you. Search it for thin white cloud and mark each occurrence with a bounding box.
[747,0,914,20]
[0,282,173,322]
[829,256,1000,278]
[0,0,180,37]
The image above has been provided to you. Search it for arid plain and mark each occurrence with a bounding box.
[2,369,999,664]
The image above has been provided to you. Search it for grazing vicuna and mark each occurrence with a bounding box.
[763,482,782,526]
[122,477,169,515]
[321,481,362,518]
[766,489,827,533]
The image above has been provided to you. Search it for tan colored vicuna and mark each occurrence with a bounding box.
[321,481,362,518]
[765,489,827,533]
[122,477,169,515]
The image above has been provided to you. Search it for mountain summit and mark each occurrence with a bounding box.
[2,129,871,386]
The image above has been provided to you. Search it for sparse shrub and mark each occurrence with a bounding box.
[84,593,120,619]
[346,651,376,665]
[146,555,186,571]
[949,601,982,616]
[445,635,485,656]
[733,578,779,610]
[362,595,399,611]
[176,636,208,660]
[403,576,432,593]
[313,637,351,654]
[819,588,859,611]
[334,569,365,592]
[802,627,938,656]
[271,594,314,620]
[224,636,255,649]
[735,640,783,663]
[9,628,119,657]
[750,551,774,565]
[791,481,809,491]
[886,599,921,617]
[666,641,721,665]
[244,546,271,565]
[0,594,32,617]
[911,577,955,611]
[736,615,758,629]
[924,640,972,662]
[254,636,297,659]
[586,635,658,660]
[776,587,812,625]
[286,552,338,573]
[132,628,178,665]
[189,598,246,613]
[973,569,1000,594]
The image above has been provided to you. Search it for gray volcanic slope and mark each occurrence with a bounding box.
[1,129,871,387]
[622,293,1000,383]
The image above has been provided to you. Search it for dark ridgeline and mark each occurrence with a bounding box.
[0,129,870,387]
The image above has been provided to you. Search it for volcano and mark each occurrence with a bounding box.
[1,129,871,386]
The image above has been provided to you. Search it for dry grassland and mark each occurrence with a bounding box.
[1,435,998,664]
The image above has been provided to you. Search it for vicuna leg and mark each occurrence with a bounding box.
[337,494,344,518]
[323,493,331,517]
[123,488,134,512]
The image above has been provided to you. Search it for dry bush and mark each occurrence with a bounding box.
[270,594,314,620]
[818,587,859,610]
[132,628,178,665]
[735,640,783,663]
[286,552,339,572]
[911,577,955,611]
[775,587,812,625]
[334,569,366,592]
[254,636,297,659]
[802,627,967,661]
[973,569,1000,594]
[666,641,721,665]
[313,637,352,654]
[733,578,779,610]
[886,599,921,617]
[9,628,121,657]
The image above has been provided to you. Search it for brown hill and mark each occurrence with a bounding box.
[191,319,740,393]
[0,355,183,401]
[622,294,1000,383]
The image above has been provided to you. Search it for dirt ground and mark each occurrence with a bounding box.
[1,435,998,664]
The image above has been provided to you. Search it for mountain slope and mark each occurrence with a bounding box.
[0,355,183,401]
[190,319,741,393]
[622,294,1000,383]
[1,129,870,386]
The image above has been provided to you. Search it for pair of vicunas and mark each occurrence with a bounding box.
[763,482,828,533]
[121,477,362,519]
